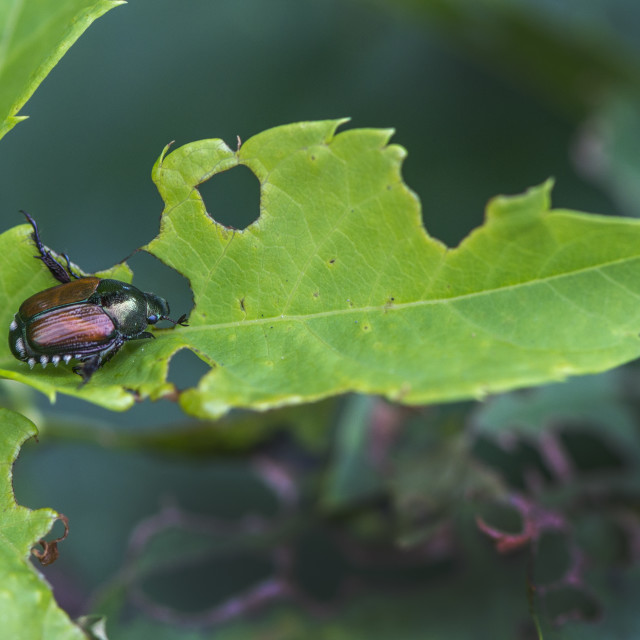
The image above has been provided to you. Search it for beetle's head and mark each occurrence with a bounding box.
[144,293,170,324]
[144,292,189,327]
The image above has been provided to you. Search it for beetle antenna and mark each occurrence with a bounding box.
[164,313,189,326]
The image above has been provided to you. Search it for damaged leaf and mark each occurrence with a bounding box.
[0,408,84,639]
[4,121,640,417]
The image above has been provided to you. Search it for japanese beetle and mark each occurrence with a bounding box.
[8,211,188,384]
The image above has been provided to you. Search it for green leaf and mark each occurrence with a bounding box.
[149,120,640,417]
[4,120,640,416]
[0,408,84,639]
[0,0,124,141]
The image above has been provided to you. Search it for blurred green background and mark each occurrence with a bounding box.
[4,0,640,637]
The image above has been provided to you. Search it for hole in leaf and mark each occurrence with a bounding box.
[128,251,194,324]
[127,252,202,391]
[198,164,261,230]
[166,348,211,390]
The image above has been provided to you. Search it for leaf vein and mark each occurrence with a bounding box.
[179,253,640,332]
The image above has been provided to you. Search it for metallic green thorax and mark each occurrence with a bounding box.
[90,279,171,336]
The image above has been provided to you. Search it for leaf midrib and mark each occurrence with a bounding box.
[177,252,640,333]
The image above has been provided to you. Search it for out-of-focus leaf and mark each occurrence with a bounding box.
[0,0,124,140]
[43,398,336,457]
[541,567,640,639]
[322,395,385,509]
[379,0,640,115]
[472,372,640,461]
[392,437,505,546]
[576,95,640,218]
[94,507,277,622]
[473,373,624,437]
[0,408,84,639]
[107,513,534,639]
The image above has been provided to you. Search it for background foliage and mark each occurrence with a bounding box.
[3,0,640,638]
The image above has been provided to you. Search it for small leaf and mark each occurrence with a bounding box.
[0,0,124,141]
[0,408,84,639]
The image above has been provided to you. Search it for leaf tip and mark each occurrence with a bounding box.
[152,140,175,177]
[333,116,352,130]
[313,117,352,145]
[0,115,29,142]
[486,179,555,222]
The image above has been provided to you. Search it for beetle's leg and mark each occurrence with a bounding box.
[130,332,155,341]
[73,337,125,386]
[19,210,71,284]
[73,356,101,385]
[62,253,81,279]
